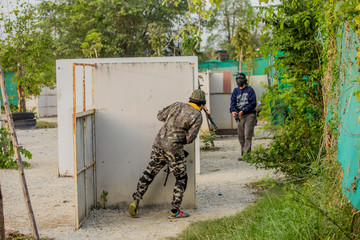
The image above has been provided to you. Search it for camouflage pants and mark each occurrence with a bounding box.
[132,146,187,209]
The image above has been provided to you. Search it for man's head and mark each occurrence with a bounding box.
[235,73,247,87]
[189,89,206,108]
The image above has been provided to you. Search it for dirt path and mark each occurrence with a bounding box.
[1,121,275,240]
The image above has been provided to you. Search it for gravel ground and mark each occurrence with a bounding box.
[1,121,276,240]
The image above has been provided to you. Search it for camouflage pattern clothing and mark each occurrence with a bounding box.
[153,102,203,156]
[132,102,203,209]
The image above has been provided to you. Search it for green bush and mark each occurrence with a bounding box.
[244,118,322,180]
[0,127,32,169]
[200,130,216,150]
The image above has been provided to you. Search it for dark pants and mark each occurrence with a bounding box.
[132,146,187,209]
[237,112,256,156]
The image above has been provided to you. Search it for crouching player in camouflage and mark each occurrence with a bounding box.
[129,89,206,219]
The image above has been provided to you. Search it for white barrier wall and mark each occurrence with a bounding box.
[57,57,199,208]
[249,75,268,100]
[198,72,211,132]
[210,94,234,129]
[26,87,57,117]
[94,62,196,207]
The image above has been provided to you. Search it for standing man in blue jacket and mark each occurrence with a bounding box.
[230,73,257,161]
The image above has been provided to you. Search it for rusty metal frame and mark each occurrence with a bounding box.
[72,63,96,230]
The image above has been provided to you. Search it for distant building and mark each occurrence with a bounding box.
[215,50,230,61]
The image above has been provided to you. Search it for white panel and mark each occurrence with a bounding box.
[38,106,57,117]
[210,94,234,129]
[76,113,96,228]
[94,61,196,208]
[77,172,86,225]
[209,72,224,93]
[57,57,198,177]
[84,116,94,166]
[198,72,211,133]
[76,119,85,171]
[44,95,57,107]
[249,75,268,100]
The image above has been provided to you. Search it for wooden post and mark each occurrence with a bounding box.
[0,181,5,240]
[0,62,39,239]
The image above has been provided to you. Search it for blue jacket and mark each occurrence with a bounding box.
[229,86,257,114]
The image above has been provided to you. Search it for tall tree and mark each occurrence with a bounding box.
[0,1,55,111]
[39,0,188,58]
[204,0,254,58]
[231,24,253,71]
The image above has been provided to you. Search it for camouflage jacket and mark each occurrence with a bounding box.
[153,102,203,156]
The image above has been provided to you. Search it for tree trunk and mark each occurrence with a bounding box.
[239,48,243,72]
[193,2,203,56]
[17,65,26,112]
[0,180,5,240]
[0,61,39,240]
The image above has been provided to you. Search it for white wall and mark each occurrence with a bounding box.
[56,57,199,208]
[198,72,211,133]
[94,62,197,207]
[209,72,224,93]
[210,94,234,129]
[26,87,57,118]
[249,75,268,100]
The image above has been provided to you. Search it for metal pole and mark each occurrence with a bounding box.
[82,65,85,112]
[0,62,39,239]
[73,63,80,229]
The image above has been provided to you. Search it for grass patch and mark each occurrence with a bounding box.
[36,121,57,128]
[6,230,53,240]
[174,173,360,240]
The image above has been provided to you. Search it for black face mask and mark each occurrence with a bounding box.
[236,79,246,87]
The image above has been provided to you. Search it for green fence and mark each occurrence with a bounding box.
[336,25,360,210]
[0,72,18,106]
[199,58,268,76]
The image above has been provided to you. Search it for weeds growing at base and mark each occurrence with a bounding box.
[174,169,360,240]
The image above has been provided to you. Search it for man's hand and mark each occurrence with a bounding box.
[238,111,244,118]
[232,111,243,119]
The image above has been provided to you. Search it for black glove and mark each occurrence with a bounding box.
[183,150,189,158]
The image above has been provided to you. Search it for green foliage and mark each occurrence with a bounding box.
[98,190,108,209]
[1,104,18,113]
[231,24,255,65]
[0,2,55,100]
[204,0,256,59]
[39,0,188,58]
[0,128,32,169]
[5,231,53,240]
[36,121,58,129]
[175,172,360,239]
[81,30,103,58]
[247,0,324,180]
[200,130,216,150]
[148,23,167,56]
[165,0,222,56]
[245,119,322,180]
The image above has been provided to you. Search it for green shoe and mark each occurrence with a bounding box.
[128,201,138,217]
[168,209,190,219]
